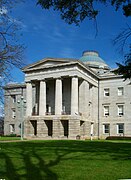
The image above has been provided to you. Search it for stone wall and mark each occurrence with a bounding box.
[99,77,131,139]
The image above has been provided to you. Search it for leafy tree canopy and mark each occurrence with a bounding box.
[37,0,131,79]
[114,47,131,80]
[37,0,131,25]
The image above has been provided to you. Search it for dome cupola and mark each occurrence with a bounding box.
[79,50,110,70]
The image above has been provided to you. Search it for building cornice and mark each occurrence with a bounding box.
[22,58,99,80]
[4,83,26,90]
[22,57,77,71]
[99,75,123,80]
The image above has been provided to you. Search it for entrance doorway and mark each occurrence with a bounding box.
[45,120,53,136]
[30,120,37,136]
[61,120,69,137]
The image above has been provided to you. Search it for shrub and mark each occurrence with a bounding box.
[4,134,17,137]
[106,136,131,140]
[76,135,81,140]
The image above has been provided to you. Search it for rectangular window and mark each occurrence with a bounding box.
[104,88,110,96]
[117,124,124,134]
[12,109,16,118]
[104,106,109,116]
[11,95,16,103]
[103,124,110,134]
[10,124,15,133]
[118,87,124,96]
[118,105,124,116]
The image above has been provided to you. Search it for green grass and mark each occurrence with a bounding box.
[0,140,131,180]
[0,136,21,141]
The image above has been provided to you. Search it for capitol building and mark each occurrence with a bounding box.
[4,50,131,139]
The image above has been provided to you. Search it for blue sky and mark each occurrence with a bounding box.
[11,0,130,83]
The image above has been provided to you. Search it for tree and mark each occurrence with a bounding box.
[37,0,130,25]
[0,0,25,102]
[114,47,131,80]
[37,0,131,79]
[113,25,131,79]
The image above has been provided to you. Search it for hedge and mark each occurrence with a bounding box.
[106,136,131,140]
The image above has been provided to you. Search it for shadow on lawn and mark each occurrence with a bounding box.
[1,152,19,180]
[21,145,71,180]
[22,148,57,180]
[0,141,70,180]
[0,140,131,180]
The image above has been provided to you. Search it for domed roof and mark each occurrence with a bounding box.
[80,50,109,69]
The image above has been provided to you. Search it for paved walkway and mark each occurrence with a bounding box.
[0,140,28,143]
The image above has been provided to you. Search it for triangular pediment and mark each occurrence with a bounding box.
[22,57,76,72]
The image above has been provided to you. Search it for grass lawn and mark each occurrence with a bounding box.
[0,140,131,180]
[0,136,21,141]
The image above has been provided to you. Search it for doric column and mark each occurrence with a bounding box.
[71,76,78,115]
[79,80,89,117]
[35,83,40,115]
[39,80,46,116]
[26,82,32,116]
[55,78,62,115]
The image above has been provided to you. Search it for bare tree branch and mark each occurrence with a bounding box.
[113,25,131,54]
[0,0,26,103]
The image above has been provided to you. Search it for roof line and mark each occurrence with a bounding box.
[22,57,78,71]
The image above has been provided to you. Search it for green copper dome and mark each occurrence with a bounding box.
[80,50,109,69]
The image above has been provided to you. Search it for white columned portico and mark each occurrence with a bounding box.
[39,80,46,116]
[55,78,62,115]
[71,76,78,115]
[26,82,32,116]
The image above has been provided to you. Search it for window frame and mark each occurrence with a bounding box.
[103,124,110,134]
[117,123,124,134]
[104,88,110,97]
[118,87,124,96]
[9,124,15,133]
[118,105,124,116]
[11,95,16,103]
[12,109,16,118]
[104,106,109,116]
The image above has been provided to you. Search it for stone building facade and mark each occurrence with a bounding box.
[4,51,131,139]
